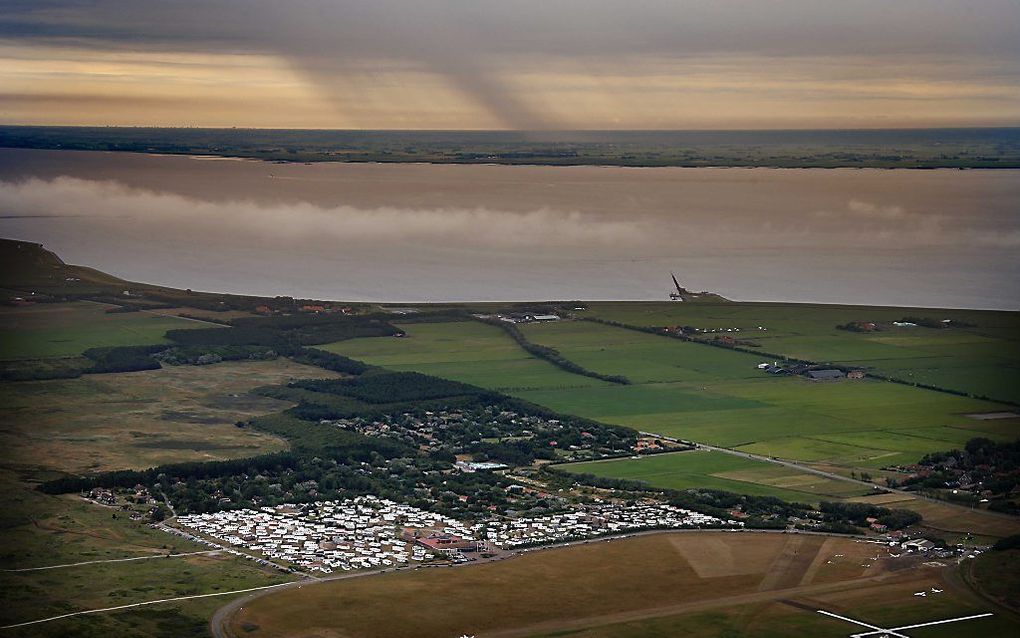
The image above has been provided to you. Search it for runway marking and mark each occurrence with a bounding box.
[817,608,993,637]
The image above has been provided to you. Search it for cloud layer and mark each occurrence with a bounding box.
[2,1,1019,128]
[1,150,1016,306]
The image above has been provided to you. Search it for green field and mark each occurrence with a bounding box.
[322,320,612,392]
[562,450,873,503]
[329,319,1016,474]
[582,301,1020,404]
[514,321,1015,468]
[0,302,196,360]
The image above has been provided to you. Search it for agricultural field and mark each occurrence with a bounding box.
[322,320,612,392]
[515,321,1014,469]
[330,319,1015,473]
[0,302,196,360]
[0,359,337,475]
[226,531,1016,638]
[582,301,1020,404]
[563,450,873,504]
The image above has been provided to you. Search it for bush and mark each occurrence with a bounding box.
[993,534,1020,551]
[82,344,167,373]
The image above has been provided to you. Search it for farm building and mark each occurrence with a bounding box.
[805,369,845,380]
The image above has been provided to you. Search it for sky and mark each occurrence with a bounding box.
[1,0,1019,130]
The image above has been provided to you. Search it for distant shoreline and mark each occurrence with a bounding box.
[5,145,1019,171]
[3,125,1019,170]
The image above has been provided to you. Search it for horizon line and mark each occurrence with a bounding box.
[2,124,1019,133]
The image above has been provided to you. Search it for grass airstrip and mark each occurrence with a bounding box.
[228,531,1019,638]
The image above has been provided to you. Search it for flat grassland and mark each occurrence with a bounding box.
[0,472,292,638]
[323,320,612,392]
[228,532,1016,638]
[514,321,1014,469]
[583,301,1020,404]
[0,359,337,474]
[963,549,1020,612]
[563,450,872,503]
[0,302,196,360]
[329,320,1014,472]
[0,356,326,635]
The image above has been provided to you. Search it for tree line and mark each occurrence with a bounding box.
[477,318,631,385]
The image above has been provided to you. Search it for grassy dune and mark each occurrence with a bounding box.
[0,359,337,474]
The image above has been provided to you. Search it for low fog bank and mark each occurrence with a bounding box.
[0,151,1016,308]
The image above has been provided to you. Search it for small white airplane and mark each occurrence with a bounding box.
[931,588,943,593]
[914,591,927,597]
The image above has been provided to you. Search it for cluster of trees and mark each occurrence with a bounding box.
[82,344,167,373]
[79,342,282,373]
[153,345,277,366]
[280,347,370,375]
[42,428,543,519]
[284,369,638,465]
[291,372,484,404]
[473,439,557,465]
[902,437,1020,512]
[819,501,922,530]
[993,534,1020,551]
[165,314,400,348]
[479,318,630,385]
[40,451,301,495]
[245,413,412,458]
[285,373,636,456]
